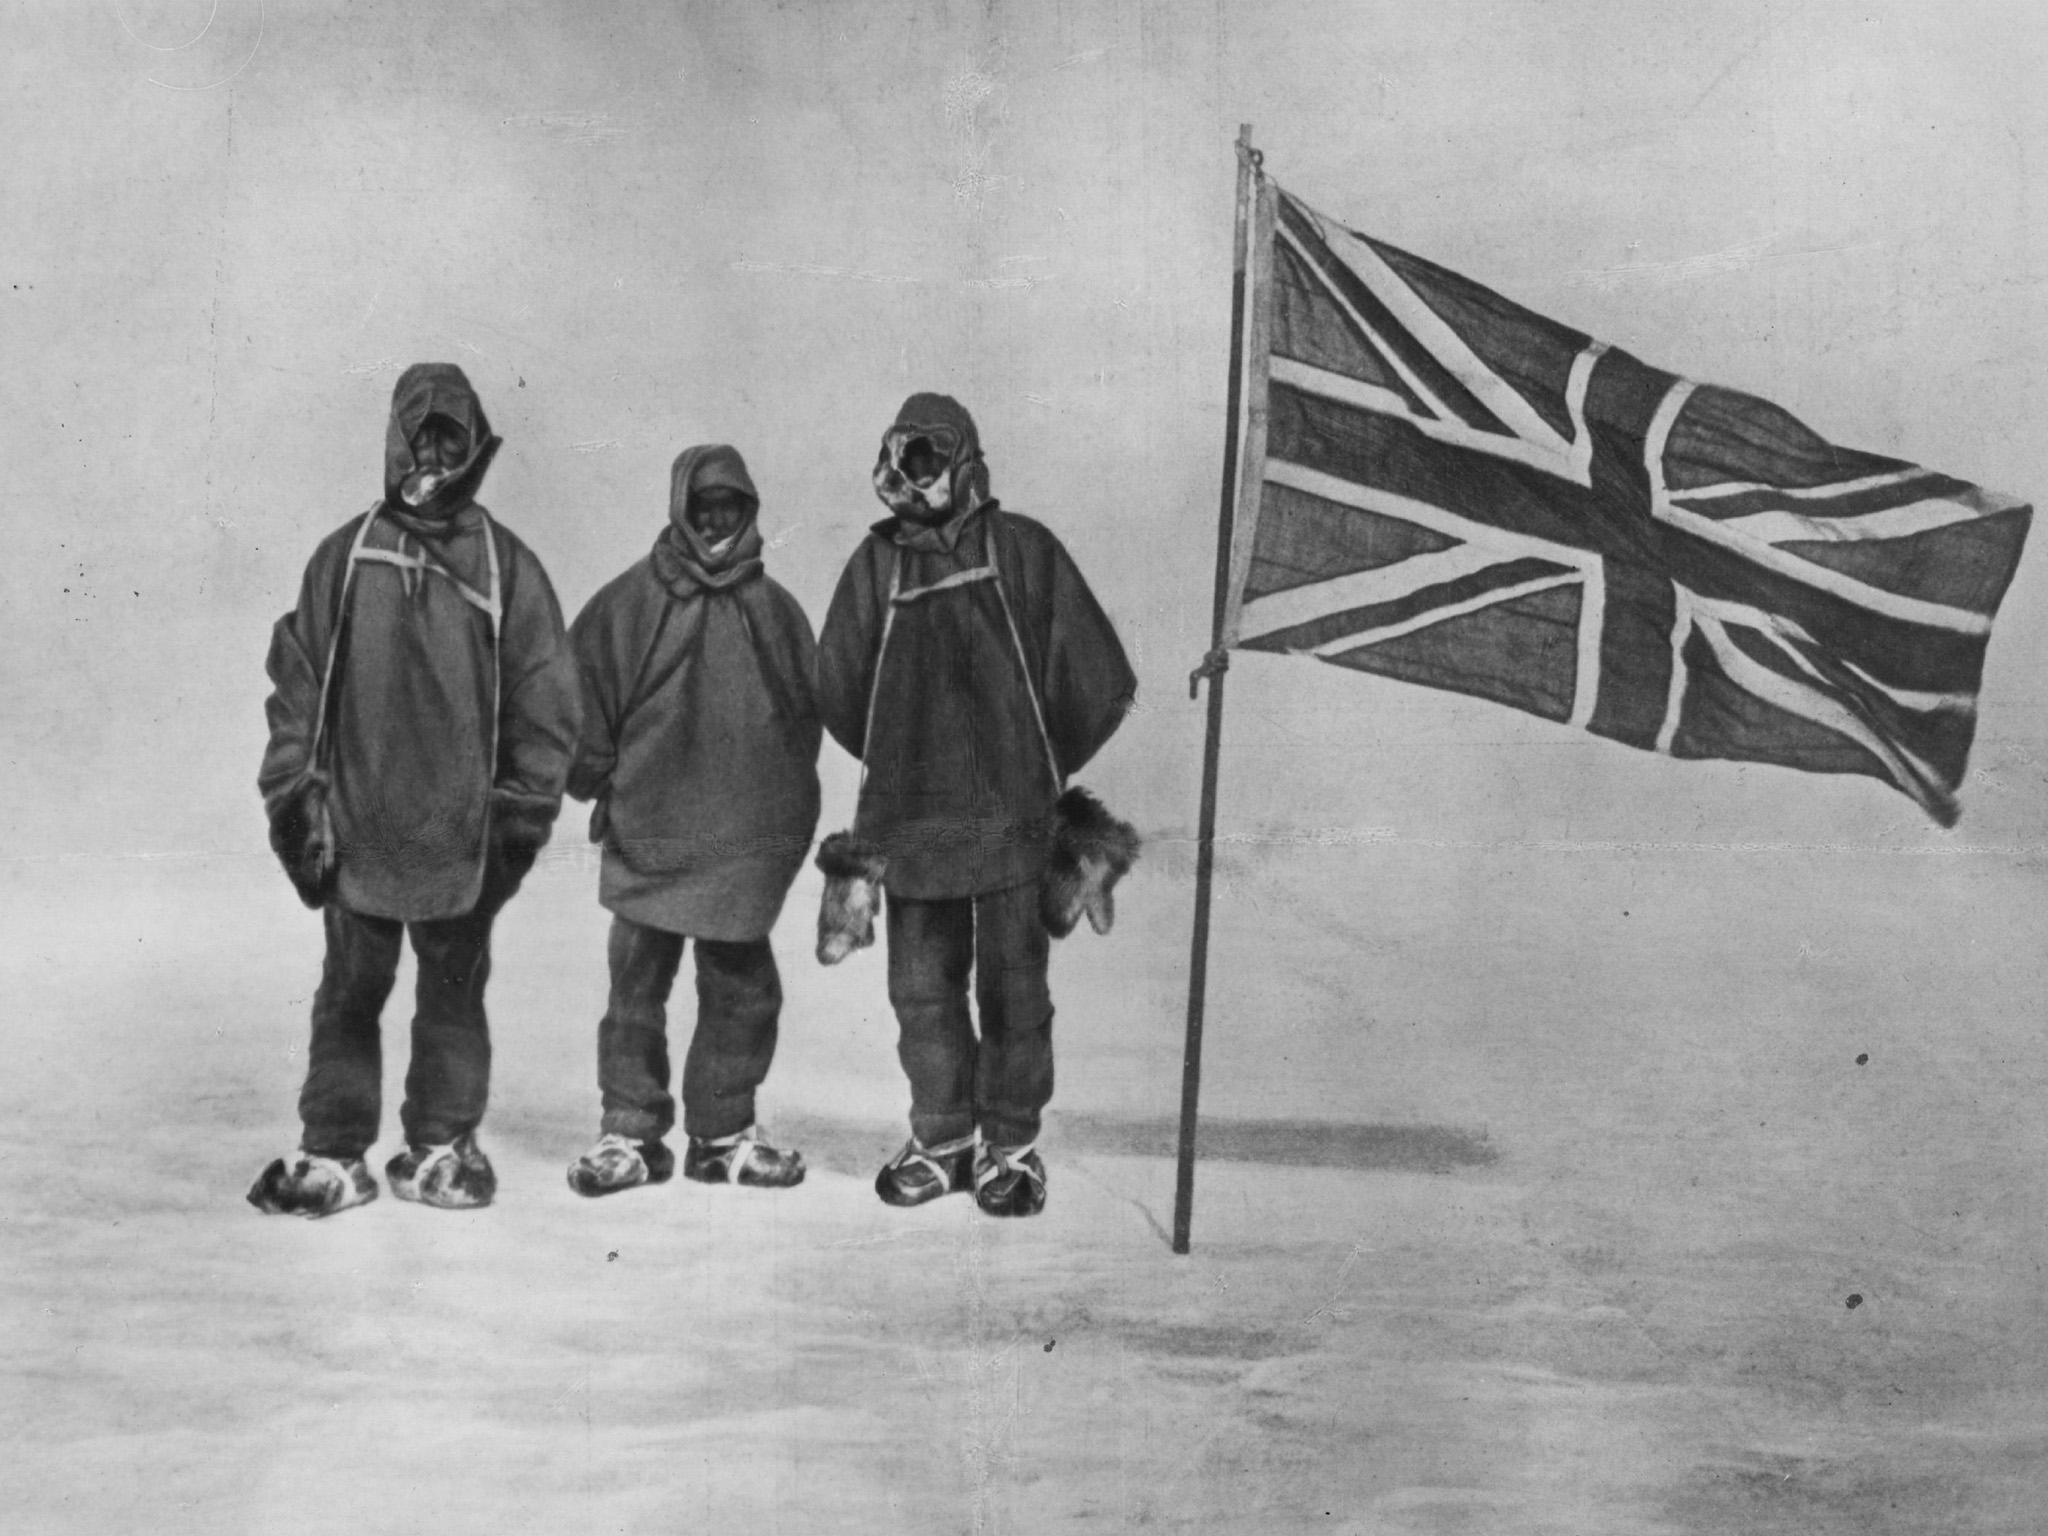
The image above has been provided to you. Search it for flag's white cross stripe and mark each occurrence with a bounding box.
[1655,587,1693,757]
[1644,382,1993,637]
[1238,459,1609,730]
[1278,212,1605,487]
[1645,377,1981,815]
[1656,586,1953,817]
[1702,495,1994,548]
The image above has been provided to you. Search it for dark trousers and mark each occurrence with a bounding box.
[597,916,783,1143]
[298,899,500,1159]
[886,882,1053,1150]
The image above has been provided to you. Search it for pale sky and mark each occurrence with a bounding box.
[6,0,2044,864]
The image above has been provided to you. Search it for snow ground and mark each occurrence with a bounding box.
[4,837,2046,1535]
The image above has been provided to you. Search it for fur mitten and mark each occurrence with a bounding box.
[1040,787,1140,938]
[489,792,558,887]
[815,832,887,965]
[269,774,337,910]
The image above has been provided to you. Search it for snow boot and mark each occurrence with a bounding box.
[683,1126,805,1188]
[974,1142,1047,1219]
[567,1133,675,1198]
[386,1133,497,1210]
[247,1150,378,1218]
[875,1132,977,1208]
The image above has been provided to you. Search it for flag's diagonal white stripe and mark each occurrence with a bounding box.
[1305,572,1582,656]
[1263,459,1600,572]
[1673,468,1931,502]
[1690,593,1977,716]
[1839,659,1974,714]
[1236,542,1534,643]
[1277,210,1601,486]
[1644,382,1993,635]
[1661,481,1994,633]
[1269,355,1420,423]
[1691,605,1950,818]
[1276,222,1460,428]
[1270,354,1598,485]
[1708,496,1995,547]
[1246,456,1604,704]
[1305,206,1573,458]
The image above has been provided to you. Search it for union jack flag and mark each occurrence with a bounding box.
[1222,179,2032,825]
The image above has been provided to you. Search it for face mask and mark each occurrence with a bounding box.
[400,468,453,507]
[400,416,470,508]
[873,426,964,523]
[688,489,754,544]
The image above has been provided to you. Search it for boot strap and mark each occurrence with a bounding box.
[974,1141,1041,1191]
[890,1133,977,1190]
[701,1126,762,1184]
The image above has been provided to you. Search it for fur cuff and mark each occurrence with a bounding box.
[815,832,887,965]
[1041,787,1140,939]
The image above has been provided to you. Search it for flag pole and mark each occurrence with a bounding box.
[1174,125,1260,1255]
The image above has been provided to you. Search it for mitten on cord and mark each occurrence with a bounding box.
[491,792,557,882]
[1040,786,1141,938]
[815,832,887,965]
[269,774,338,911]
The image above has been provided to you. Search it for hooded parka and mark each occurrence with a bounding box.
[816,394,1136,899]
[258,364,580,922]
[568,445,823,941]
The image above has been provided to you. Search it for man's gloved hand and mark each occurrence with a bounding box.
[488,791,558,891]
[269,775,337,910]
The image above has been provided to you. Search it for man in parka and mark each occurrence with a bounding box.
[249,363,580,1217]
[816,393,1135,1217]
[564,445,821,1196]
